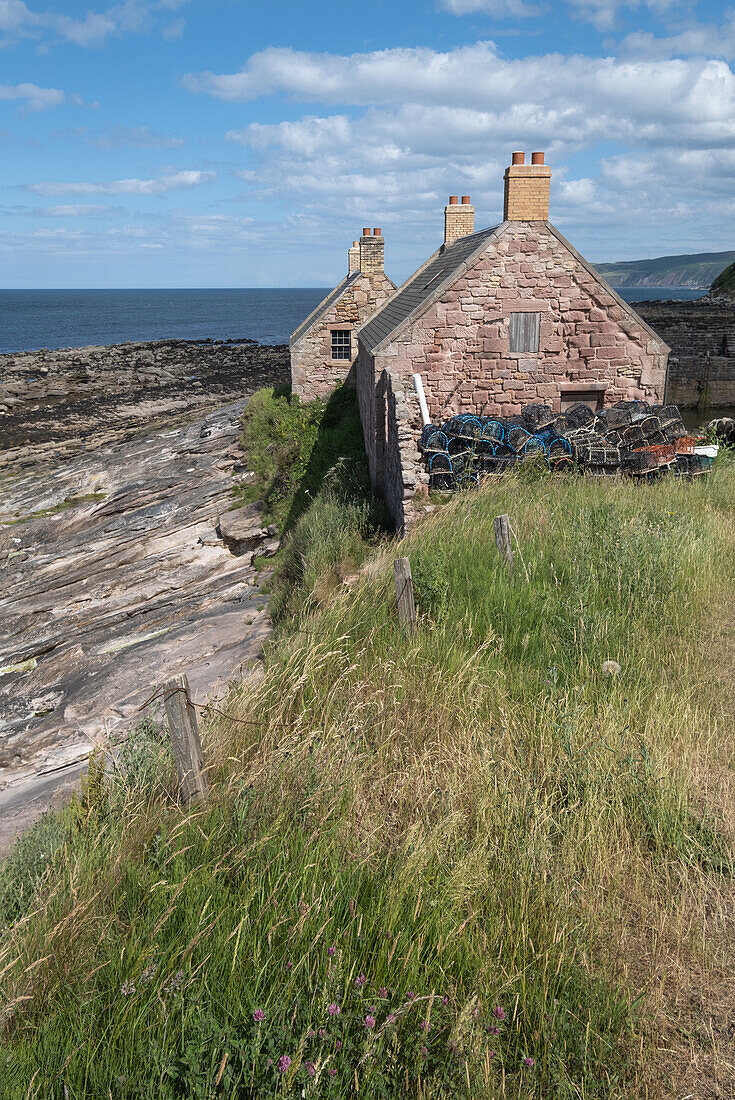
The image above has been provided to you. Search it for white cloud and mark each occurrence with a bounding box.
[27,169,215,195]
[620,13,735,61]
[0,81,66,110]
[89,125,186,149]
[438,0,541,17]
[0,0,191,48]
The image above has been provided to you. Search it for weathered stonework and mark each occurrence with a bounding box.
[635,297,735,408]
[290,232,395,401]
[358,220,670,530]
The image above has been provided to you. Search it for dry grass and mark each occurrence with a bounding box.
[0,464,733,1098]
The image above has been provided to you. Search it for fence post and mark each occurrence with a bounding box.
[494,514,514,574]
[162,673,207,802]
[393,557,417,629]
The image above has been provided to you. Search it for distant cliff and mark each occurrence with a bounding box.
[710,261,735,298]
[595,250,735,289]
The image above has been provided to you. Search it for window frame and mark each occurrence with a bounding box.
[330,329,352,361]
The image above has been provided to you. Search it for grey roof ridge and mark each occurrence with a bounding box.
[289,272,356,348]
[361,222,507,356]
[544,222,671,355]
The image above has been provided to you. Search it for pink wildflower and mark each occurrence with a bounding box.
[328,1068,337,1077]
[420,1019,431,1031]
[327,946,336,957]
[278,1055,292,1073]
[318,1028,327,1039]
[355,974,367,987]
[253,1009,265,1022]
[364,1014,376,1029]
[493,1006,506,1021]
[305,1061,316,1077]
[523,1056,535,1067]
[328,1003,341,1016]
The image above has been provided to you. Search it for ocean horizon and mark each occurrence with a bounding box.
[0,285,706,355]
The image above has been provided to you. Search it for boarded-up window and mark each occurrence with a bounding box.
[509,312,540,353]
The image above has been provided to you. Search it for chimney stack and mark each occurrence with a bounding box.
[444,194,475,246]
[360,227,384,275]
[348,239,360,274]
[503,151,551,221]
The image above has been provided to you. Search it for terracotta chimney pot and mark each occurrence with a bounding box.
[511,151,525,165]
[531,151,545,165]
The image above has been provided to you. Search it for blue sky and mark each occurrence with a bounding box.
[1,0,734,287]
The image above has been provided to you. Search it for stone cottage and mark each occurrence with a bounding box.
[356,151,671,529]
[290,230,396,400]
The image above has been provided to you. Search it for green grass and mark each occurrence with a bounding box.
[0,462,734,1099]
[237,386,390,622]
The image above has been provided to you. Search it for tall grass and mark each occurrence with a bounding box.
[0,465,733,1099]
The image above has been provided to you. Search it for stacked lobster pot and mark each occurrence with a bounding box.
[419,400,705,492]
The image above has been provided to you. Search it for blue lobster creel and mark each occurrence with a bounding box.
[505,425,532,452]
[519,435,546,457]
[546,434,572,458]
[479,419,505,443]
[429,452,452,473]
[448,436,470,456]
[419,423,438,449]
[422,428,449,453]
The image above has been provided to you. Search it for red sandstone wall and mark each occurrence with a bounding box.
[376,223,668,425]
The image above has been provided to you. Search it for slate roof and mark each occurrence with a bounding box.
[289,272,360,347]
[359,225,500,353]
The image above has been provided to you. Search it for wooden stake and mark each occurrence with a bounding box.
[162,673,207,802]
[393,557,416,628]
[494,514,514,574]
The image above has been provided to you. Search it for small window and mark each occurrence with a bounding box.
[509,312,540,353]
[331,330,351,360]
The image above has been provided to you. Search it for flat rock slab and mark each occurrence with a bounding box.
[0,399,271,821]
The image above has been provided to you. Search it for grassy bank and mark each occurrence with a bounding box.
[0,459,733,1098]
[237,386,389,622]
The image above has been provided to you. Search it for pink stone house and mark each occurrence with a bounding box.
[290,230,396,400]
[356,152,670,528]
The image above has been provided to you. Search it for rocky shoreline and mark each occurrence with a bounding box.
[0,339,289,848]
[0,337,289,469]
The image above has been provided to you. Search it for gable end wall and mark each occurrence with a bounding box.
[292,272,395,400]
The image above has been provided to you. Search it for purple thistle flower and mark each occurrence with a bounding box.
[419,1019,431,1031]
[523,1056,535,1067]
[386,1013,397,1024]
[328,1068,337,1078]
[377,987,388,998]
[441,995,449,1007]
[488,1026,500,1036]
[335,1040,342,1050]
[318,1028,327,1039]
[307,1028,316,1039]
[489,1050,496,1059]
[278,1055,292,1073]
[355,974,367,987]
[328,1003,341,1016]
[305,1060,316,1077]
[253,1008,265,1022]
[327,945,336,957]
[406,991,415,1000]
[493,1006,506,1021]
[364,1014,376,1029]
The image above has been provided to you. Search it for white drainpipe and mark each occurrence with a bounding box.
[412,372,431,426]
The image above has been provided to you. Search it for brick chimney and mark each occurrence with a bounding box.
[359,228,384,275]
[503,151,551,221]
[348,239,360,274]
[444,195,475,246]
